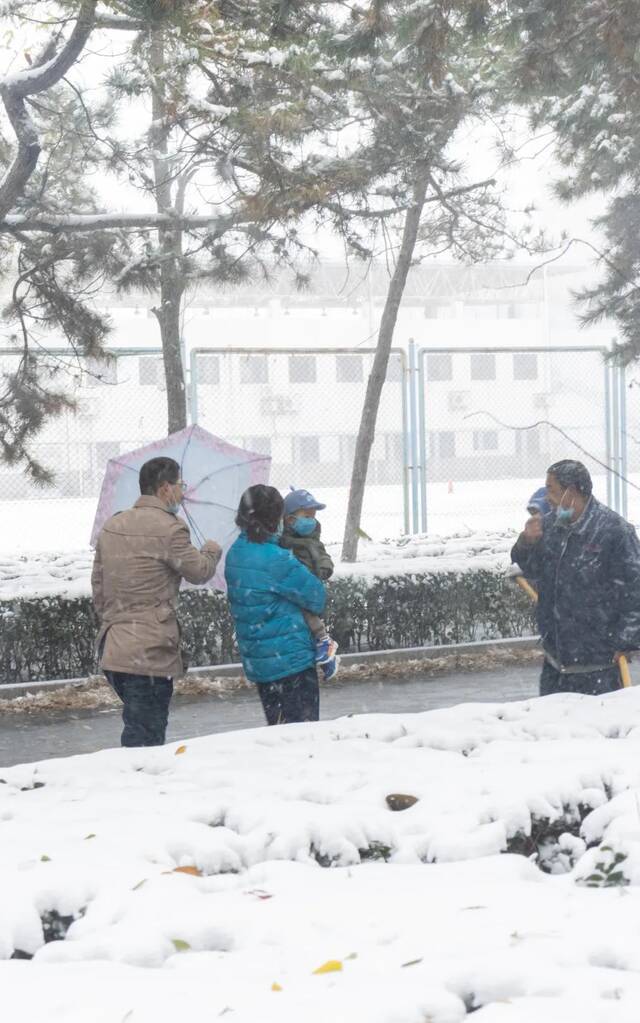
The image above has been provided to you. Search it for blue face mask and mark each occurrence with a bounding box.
[293,516,317,536]
[555,489,574,525]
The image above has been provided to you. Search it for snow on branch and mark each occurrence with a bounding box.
[0,0,97,222]
[1,213,229,233]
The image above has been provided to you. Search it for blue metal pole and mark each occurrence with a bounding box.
[401,350,411,534]
[619,363,628,519]
[418,348,428,534]
[611,361,621,513]
[604,361,613,509]
[408,338,420,532]
[189,349,199,425]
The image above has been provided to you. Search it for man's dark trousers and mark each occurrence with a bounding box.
[257,666,319,725]
[105,671,173,747]
[540,661,621,697]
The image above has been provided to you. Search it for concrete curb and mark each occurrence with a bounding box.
[0,636,540,701]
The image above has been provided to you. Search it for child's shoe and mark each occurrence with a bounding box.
[321,655,340,681]
[316,636,338,664]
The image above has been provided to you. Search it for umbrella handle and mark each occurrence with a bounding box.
[515,575,538,604]
[619,654,632,688]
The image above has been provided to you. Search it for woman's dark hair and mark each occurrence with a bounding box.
[139,457,180,496]
[547,459,593,497]
[236,485,283,543]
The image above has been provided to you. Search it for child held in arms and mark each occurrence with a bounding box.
[280,488,339,680]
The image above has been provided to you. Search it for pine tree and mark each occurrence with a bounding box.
[507,0,640,362]
[0,1,354,471]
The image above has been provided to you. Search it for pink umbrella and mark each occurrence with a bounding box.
[90,424,270,591]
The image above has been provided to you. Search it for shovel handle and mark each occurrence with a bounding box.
[619,654,632,688]
[515,575,538,604]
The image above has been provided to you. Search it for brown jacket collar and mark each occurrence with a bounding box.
[134,495,174,514]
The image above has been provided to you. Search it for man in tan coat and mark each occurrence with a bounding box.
[91,456,221,747]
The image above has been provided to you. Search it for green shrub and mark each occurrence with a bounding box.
[0,570,535,684]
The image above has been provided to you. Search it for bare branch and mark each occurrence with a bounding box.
[95,14,145,31]
[0,0,98,220]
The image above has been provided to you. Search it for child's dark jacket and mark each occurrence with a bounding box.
[280,523,334,580]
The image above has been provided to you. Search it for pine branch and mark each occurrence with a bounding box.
[0,0,98,220]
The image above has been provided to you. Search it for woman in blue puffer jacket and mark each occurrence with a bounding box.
[225,484,326,725]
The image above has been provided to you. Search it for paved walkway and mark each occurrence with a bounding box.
[0,663,540,768]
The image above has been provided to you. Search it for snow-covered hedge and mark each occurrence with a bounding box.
[0,569,534,684]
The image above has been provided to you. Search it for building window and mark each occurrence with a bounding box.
[470,352,496,381]
[240,355,268,384]
[473,430,499,452]
[515,429,540,456]
[138,357,163,386]
[513,353,538,381]
[386,433,404,462]
[244,436,271,456]
[298,435,320,463]
[336,355,363,383]
[427,353,453,381]
[430,431,456,459]
[84,357,117,387]
[289,355,317,384]
[448,391,470,413]
[94,441,120,468]
[198,355,220,385]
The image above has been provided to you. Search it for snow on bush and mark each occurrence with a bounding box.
[3,689,640,1019]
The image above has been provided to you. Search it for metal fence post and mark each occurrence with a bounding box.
[619,362,628,519]
[417,348,427,534]
[189,349,199,425]
[604,361,613,510]
[611,361,621,513]
[400,350,411,534]
[408,338,420,533]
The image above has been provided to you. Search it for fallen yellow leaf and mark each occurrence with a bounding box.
[313,959,343,975]
[175,745,187,755]
[271,983,283,992]
[172,865,202,877]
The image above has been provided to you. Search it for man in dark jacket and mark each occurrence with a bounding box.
[511,459,640,696]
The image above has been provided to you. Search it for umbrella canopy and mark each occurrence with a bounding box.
[90,424,271,591]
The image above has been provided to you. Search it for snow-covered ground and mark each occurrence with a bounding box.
[3,689,640,1020]
[0,530,515,600]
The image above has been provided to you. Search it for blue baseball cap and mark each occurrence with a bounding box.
[283,487,326,516]
[527,486,551,516]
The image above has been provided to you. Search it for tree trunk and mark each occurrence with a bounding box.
[149,30,187,434]
[341,170,429,562]
[155,244,187,433]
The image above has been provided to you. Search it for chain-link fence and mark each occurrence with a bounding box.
[0,342,629,550]
[190,347,408,542]
[0,348,167,500]
[415,345,617,534]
